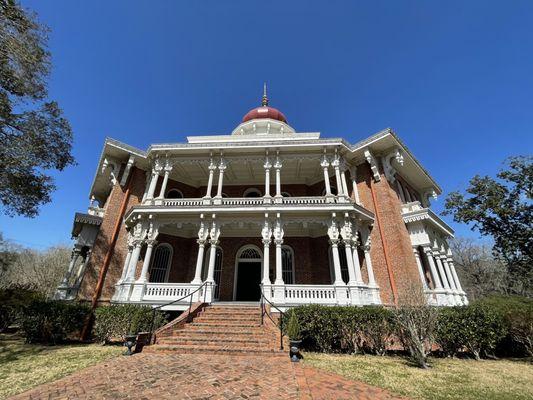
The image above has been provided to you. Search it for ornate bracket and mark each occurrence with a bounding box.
[364,149,381,182]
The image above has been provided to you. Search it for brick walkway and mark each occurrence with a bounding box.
[9,353,406,400]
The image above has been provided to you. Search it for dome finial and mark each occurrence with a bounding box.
[262,82,269,106]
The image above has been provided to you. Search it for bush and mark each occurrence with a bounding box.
[93,304,168,343]
[0,288,43,331]
[282,305,392,355]
[20,300,90,344]
[436,307,464,357]
[474,296,533,357]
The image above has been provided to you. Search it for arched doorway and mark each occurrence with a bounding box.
[234,245,262,301]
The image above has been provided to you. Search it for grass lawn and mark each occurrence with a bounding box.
[0,333,123,399]
[304,352,533,400]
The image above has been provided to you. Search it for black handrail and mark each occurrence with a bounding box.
[148,281,210,343]
[260,285,285,350]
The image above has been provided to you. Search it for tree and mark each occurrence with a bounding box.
[0,0,74,217]
[450,237,508,300]
[444,156,533,296]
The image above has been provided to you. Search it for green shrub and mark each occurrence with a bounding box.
[93,304,168,343]
[282,305,392,354]
[286,311,301,340]
[436,307,465,357]
[0,288,43,331]
[20,300,90,344]
[457,304,506,360]
[474,296,533,357]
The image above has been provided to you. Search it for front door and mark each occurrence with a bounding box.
[235,261,261,301]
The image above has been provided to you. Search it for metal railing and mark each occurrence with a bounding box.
[260,286,285,350]
[148,281,210,343]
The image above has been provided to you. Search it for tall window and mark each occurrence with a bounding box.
[202,247,223,300]
[243,188,262,198]
[149,244,172,283]
[281,246,295,284]
[329,243,349,284]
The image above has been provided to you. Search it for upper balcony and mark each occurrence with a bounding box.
[125,195,374,223]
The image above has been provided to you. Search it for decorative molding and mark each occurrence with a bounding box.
[364,149,381,182]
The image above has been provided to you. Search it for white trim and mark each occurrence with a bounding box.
[232,244,263,301]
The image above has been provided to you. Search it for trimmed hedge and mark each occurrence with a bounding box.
[0,288,43,331]
[93,304,168,343]
[283,305,393,354]
[20,300,90,344]
[436,304,506,359]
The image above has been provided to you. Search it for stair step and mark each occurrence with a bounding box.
[176,327,265,335]
[158,337,270,345]
[146,344,284,355]
[191,321,261,327]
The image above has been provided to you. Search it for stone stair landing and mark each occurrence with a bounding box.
[146,304,285,355]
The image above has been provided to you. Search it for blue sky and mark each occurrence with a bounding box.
[2,0,532,249]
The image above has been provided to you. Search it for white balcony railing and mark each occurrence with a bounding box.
[152,195,346,208]
[143,283,196,301]
[284,284,341,305]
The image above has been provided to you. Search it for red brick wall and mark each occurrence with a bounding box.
[78,166,146,302]
[354,162,423,305]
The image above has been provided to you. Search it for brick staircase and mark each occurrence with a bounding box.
[145,304,286,355]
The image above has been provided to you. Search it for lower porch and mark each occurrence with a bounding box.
[112,216,381,310]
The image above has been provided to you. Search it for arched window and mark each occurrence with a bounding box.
[281,246,295,284]
[149,244,172,283]
[202,247,223,300]
[329,243,349,284]
[239,247,262,259]
[281,192,291,197]
[166,189,183,199]
[243,188,262,198]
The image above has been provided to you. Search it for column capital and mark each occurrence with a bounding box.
[262,238,272,246]
[274,158,282,169]
[264,158,272,170]
[320,155,330,168]
[274,238,283,246]
[196,238,207,246]
[208,239,219,246]
[145,239,157,247]
[329,238,340,246]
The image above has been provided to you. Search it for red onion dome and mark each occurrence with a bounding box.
[242,106,287,123]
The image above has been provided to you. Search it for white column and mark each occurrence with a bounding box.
[137,240,156,283]
[332,158,344,197]
[119,245,133,283]
[141,170,151,202]
[204,159,216,198]
[62,248,81,285]
[363,244,376,287]
[191,216,209,284]
[343,241,356,285]
[157,169,171,198]
[413,247,428,290]
[274,156,282,198]
[215,158,226,199]
[349,167,361,205]
[146,170,159,200]
[423,247,443,289]
[434,252,450,289]
[261,218,272,285]
[441,255,456,290]
[321,155,332,198]
[340,169,349,199]
[264,158,272,198]
[328,218,344,285]
[448,256,463,292]
[206,219,220,283]
[274,239,284,285]
[125,240,143,282]
[351,238,364,283]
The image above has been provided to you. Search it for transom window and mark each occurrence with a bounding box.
[149,244,172,283]
[281,246,295,284]
[239,247,262,259]
[166,189,183,199]
[243,188,262,198]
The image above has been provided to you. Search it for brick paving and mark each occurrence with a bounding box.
[9,352,406,400]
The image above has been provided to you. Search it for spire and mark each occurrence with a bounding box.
[262,82,269,106]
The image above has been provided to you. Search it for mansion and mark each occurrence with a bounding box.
[56,91,467,310]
